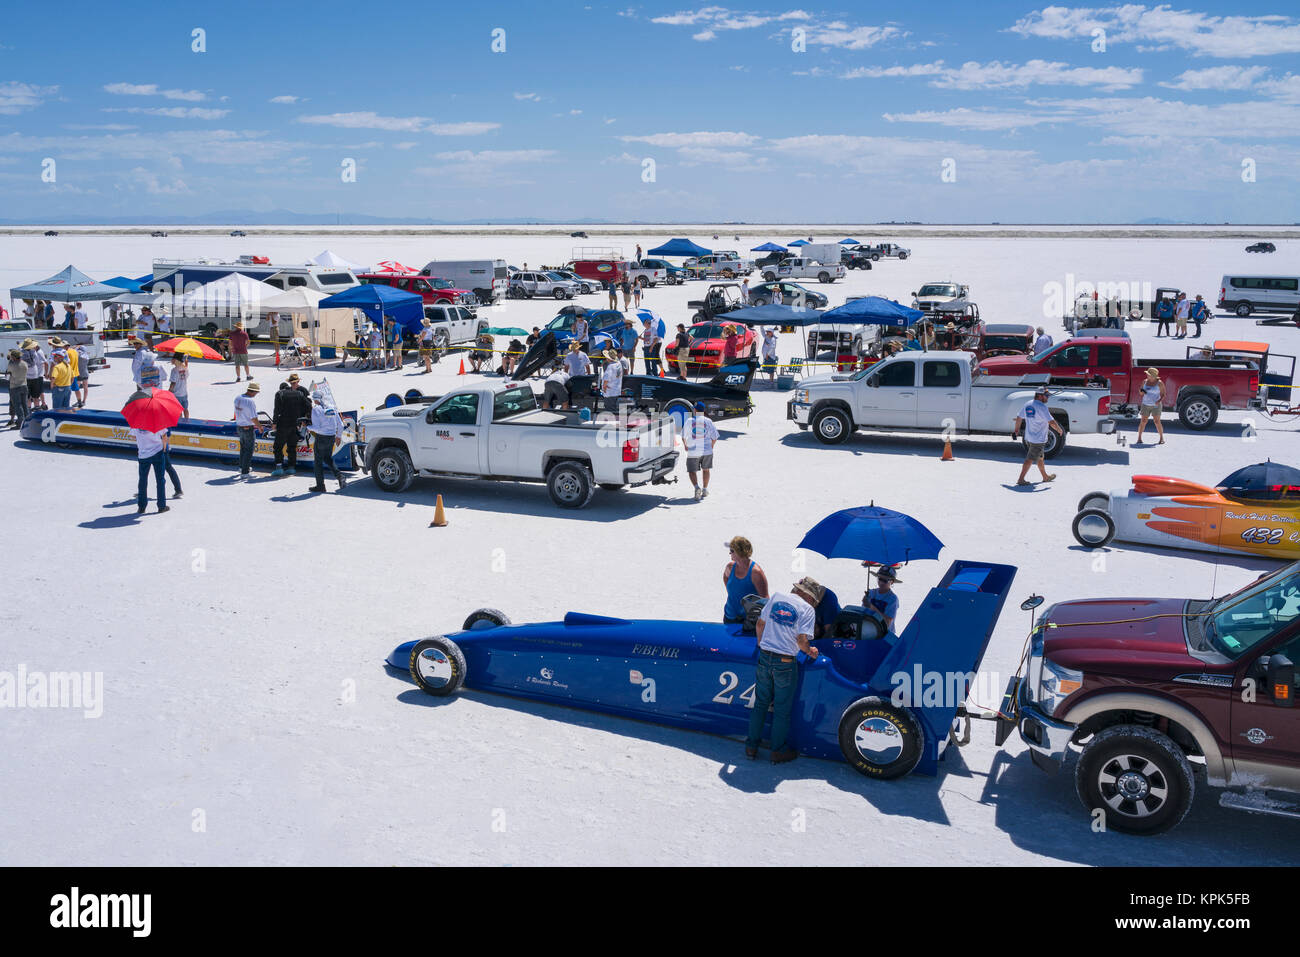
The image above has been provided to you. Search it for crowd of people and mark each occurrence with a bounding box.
[17,299,91,330]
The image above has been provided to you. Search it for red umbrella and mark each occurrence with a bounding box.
[122,387,184,432]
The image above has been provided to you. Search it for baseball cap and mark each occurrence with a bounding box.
[694,401,706,411]
[794,576,826,604]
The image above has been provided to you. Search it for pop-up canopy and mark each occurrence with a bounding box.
[820,297,925,326]
[717,304,824,326]
[647,238,711,257]
[751,242,787,252]
[317,283,424,332]
[10,264,129,301]
[312,249,364,271]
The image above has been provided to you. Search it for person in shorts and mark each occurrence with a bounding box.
[1013,385,1063,486]
[1135,367,1166,445]
[684,400,719,500]
[229,321,251,382]
[418,318,435,373]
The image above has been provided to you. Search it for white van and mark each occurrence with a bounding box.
[1218,274,1300,317]
[421,260,510,305]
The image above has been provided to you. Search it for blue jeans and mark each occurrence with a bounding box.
[238,426,255,473]
[52,385,71,409]
[138,451,166,509]
[745,650,798,751]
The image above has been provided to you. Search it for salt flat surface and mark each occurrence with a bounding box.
[2,231,1298,865]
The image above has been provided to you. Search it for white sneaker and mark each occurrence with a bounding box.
[701,488,710,499]
[693,487,702,501]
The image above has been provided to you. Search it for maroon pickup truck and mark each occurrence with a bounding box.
[979,336,1262,430]
[1009,562,1300,834]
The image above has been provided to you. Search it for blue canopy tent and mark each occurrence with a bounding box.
[647,238,712,257]
[750,242,787,253]
[10,264,131,302]
[717,304,824,326]
[820,297,924,326]
[838,237,861,245]
[787,239,810,247]
[317,284,424,333]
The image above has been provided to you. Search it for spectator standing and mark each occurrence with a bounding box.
[229,321,251,382]
[641,315,661,376]
[619,318,639,373]
[1189,294,1207,338]
[607,281,619,310]
[563,341,591,377]
[571,313,589,354]
[621,278,633,311]
[366,323,383,370]
[21,338,46,411]
[133,424,170,515]
[307,390,347,493]
[168,353,190,417]
[1013,385,1063,486]
[72,302,87,329]
[1034,327,1053,353]
[1154,296,1174,337]
[761,328,779,384]
[684,400,719,500]
[6,349,28,429]
[271,375,311,476]
[1174,293,1190,339]
[722,535,769,624]
[155,309,172,337]
[48,350,73,409]
[744,578,822,763]
[388,317,404,370]
[632,280,643,308]
[599,348,624,412]
[740,278,750,304]
[672,323,691,380]
[232,381,261,479]
[635,243,643,260]
[73,342,90,407]
[129,336,156,389]
[1135,368,1166,445]
[135,306,155,347]
[418,319,436,373]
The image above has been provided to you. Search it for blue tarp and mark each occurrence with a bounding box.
[717,304,824,327]
[750,242,787,252]
[103,275,144,293]
[10,264,132,301]
[820,296,925,326]
[317,284,424,332]
[647,238,711,257]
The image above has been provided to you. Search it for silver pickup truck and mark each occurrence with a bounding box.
[358,383,678,507]
[788,350,1115,458]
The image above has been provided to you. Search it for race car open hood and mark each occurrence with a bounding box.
[1040,597,1202,674]
[513,332,558,381]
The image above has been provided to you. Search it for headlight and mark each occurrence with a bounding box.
[793,389,810,403]
[1038,659,1084,717]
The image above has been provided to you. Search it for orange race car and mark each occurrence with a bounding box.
[1072,462,1300,559]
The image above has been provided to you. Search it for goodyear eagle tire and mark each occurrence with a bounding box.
[371,447,415,493]
[812,407,851,445]
[838,696,924,780]
[409,637,467,697]
[1177,394,1218,431]
[463,608,511,631]
[664,399,692,434]
[1075,725,1194,835]
[1078,491,1109,512]
[547,461,595,508]
[1072,508,1116,548]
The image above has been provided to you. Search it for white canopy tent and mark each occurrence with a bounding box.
[312,249,365,271]
[260,287,360,359]
[177,274,284,322]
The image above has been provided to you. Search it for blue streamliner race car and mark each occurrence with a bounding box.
[387,560,1017,778]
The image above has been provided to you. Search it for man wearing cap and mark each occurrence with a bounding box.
[641,315,661,376]
[271,374,311,476]
[229,321,251,382]
[232,381,262,478]
[863,565,901,634]
[6,349,28,429]
[1188,294,1207,338]
[599,347,624,412]
[745,578,821,763]
[672,323,691,380]
[307,389,347,493]
[683,400,719,501]
[20,338,46,411]
[1012,385,1063,486]
[619,318,639,374]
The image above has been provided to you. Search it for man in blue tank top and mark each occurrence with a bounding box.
[722,535,769,623]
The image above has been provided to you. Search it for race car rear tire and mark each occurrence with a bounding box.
[371,447,415,493]
[837,696,924,780]
[463,608,511,631]
[409,637,467,697]
[812,407,851,445]
[664,400,691,434]
[547,461,596,508]
[1078,491,1109,512]
[1072,508,1116,548]
[1075,724,1194,835]
[1177,394,1218,430]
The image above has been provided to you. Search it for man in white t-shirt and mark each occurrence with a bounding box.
[684,401,720,501]
[72,303,87,329]
[563,341,592,377]
[1013,385,1064,486]
[599,348,624,412]
[744,577,822,763]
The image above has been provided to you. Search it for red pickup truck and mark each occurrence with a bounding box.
[1009,561,1300,834]
[979,335,1262,430]
[356,272,476,307]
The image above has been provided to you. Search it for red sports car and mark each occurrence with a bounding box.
[682,321,756,376]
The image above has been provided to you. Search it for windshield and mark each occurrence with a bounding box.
[918,284,958,298]
[427,278,454,289]
[691,323,735,339]
[984,335,1029,352]
[1203,564,1300,658]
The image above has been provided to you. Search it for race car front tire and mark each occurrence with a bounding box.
[463,608,511,631]
[371,447,415,493]
[409,637,467,697]
[837,696,924,780]
[1072,508,1116,548]
[1075,724,1194,835]
[1077,491,1109,512]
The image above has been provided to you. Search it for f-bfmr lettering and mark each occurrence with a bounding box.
[631,644,680,658]
[50,887,151,937]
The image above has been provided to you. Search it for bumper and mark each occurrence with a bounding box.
[624,451,678,487]
[1097,418,1116,434]
[787,401,811,424]
[1016,679,1076,768]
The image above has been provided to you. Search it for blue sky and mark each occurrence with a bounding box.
[2,0,1298,222]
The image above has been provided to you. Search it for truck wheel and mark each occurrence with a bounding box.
[1072,508,1116,548]
[812,407,851,445]
[432,330,449,361]
[553,288,566,300]
[837,696,924,779]
[1235,302,1252,317]
[818,272,831,284]
[463,608,511,631]
[763,272,777,283]
[636,276,649,287]
[1075,725,1194,835]
[370,447,415,493]
[409,637,466,697]
[1178,395,1218,430]
[871,253,881,261]
[547,461,595,508]
[897,252,908,260]
[1034,427,1067,459]
[1078,491,1109,512]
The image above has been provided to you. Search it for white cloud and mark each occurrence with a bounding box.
[1010,5,1300,58]
[129,166,189,194]
[393,141,419,150]
[692,29,716,40]
[618,130,758,148]
[296,113,498,135]
[269,95,301,104]
[883,107,1070,130]
[426,121,500,135]
[1024,94,1300,137]
[1258,73,1300,103]
[675,147,762,166]
[105,106,230,119]
[0,81,57,114]
[653,7,896,48]
[0,129,301,165]
[841,62,946,80]
[1160,65,1268,91]
[428,149,556,164]
[841,58,1140,89]
[103,82,206,101]
[805,22,901,49]
[514,92,542,101]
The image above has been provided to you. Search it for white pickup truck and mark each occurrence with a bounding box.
[761,257,846,284]
[688,253,755,280]
[0,319,108,377]
[626,261,667,287]
[911,281,970,315]
[787,351,1116,458]
[358,383,679,507]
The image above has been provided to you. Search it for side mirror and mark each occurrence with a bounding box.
[1268,654,1295,707]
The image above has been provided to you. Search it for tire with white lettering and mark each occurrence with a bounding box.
[463,608,511,631]
[1072,508,1116,548]
[664,400,692,434]
[812,407,851,445]
[838,696,924,780]
[546,461,595,508]
[370,446,414,493]
[1074,725,1194,835]
[409,637,466,697]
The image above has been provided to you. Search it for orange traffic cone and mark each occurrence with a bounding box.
[429,494,448,527]
[457,358,465,375]
[274,347,281,366]
[941,439,954,461]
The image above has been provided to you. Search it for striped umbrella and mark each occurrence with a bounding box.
[156,336,224,360]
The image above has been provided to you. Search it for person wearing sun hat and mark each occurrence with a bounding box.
[6,348,28,429]
[232,380,262,478]
[862,565,902,634]
[563,339,592,377]
[1135,367,1166,445]
[599,347,624,412]
[21,337,47,411]
[130,335,156,389]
